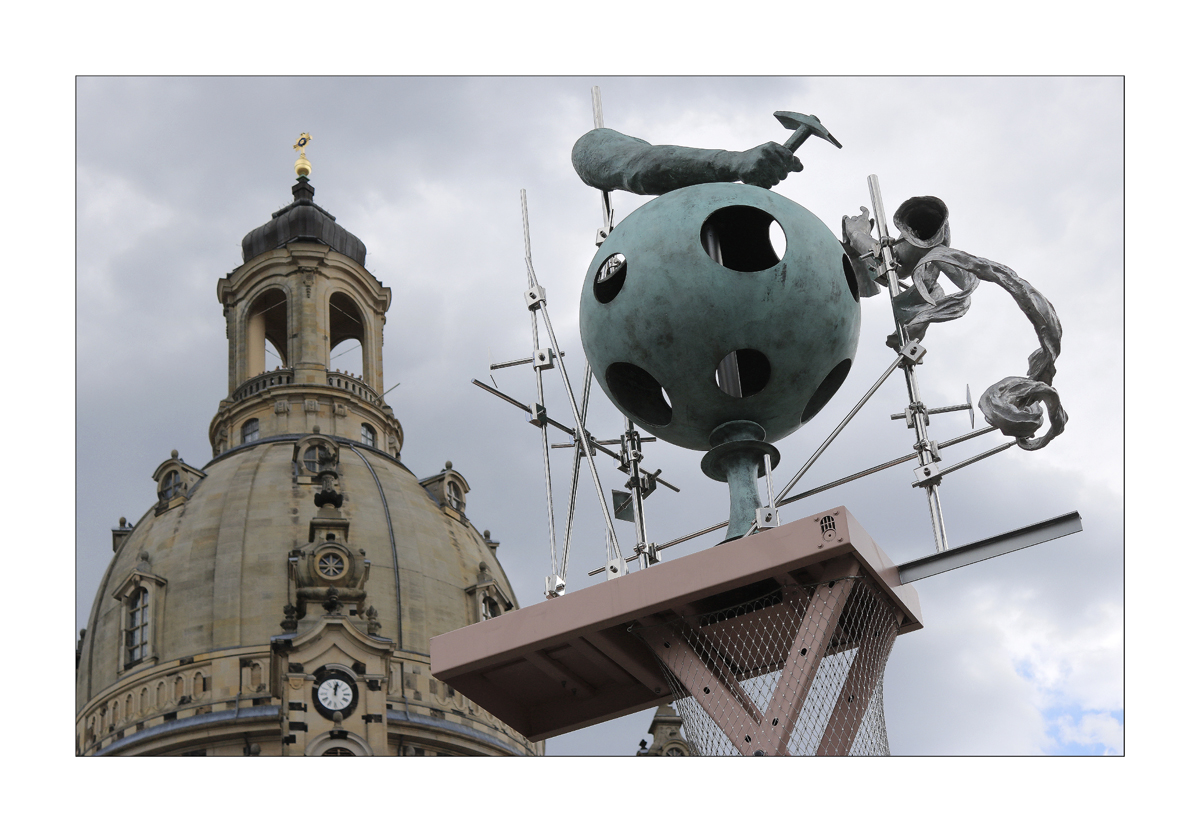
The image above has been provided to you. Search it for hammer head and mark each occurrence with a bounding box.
[774,111,842,152]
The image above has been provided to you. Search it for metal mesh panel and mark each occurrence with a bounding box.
[632,575,899,756]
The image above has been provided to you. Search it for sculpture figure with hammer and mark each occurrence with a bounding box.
[571,110,842,195]
[571,107,857,540]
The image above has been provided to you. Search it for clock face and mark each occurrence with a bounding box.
[318,678,353,711]
[312,670,358,718]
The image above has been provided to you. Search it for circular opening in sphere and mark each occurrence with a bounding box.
[801,359,852,423]
[699,205,783,272]
[714,349,771,398]
[842,253,860,302]
[593,253,627,304]
[606,362,672,426]
[769,220,787,261]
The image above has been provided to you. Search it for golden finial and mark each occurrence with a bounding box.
[293,133,313,177]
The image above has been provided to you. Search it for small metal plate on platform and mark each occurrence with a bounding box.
[430,507,921,742]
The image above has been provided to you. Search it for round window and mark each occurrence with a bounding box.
[317,552,346,579]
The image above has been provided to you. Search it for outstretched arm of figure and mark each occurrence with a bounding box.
[572,128,803,195]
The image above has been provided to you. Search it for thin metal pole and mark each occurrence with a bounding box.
[536,303,624,569]
[939,424,998,450]
[778,451,920,508]
[625,418,651,568]
[592,86,615,240]
[869,174,949,552]
[654,425,1002,554]
[935,439,1018,478]
[657,519,731,552]
[521,190,560,577]
[775,353,904,504]
[763,453,776,513]
[559,371,592,581]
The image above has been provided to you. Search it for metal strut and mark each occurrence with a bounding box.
[868,174,950,552]
[518,188,626,589]
[520,190,561,588]
[484,87,676,594]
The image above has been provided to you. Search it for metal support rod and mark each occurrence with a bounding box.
[934,439,1018,479]
[654,427,1003,554]
[869,174,949,552]
[897,511,1082,584]
[777,451,920,509]
[763,453,776,512]
[535,301,625,572]
[938,424,998,449]
[490,352,562,371]
[775,352,905,504]
[892,402,970,420]
[624,418,651,569]
[655,519,731,552]
[553,437,657,448]
[592,86,615,241]
[521,190,560,579]
[471,379,571,435]
[559,369,593,582]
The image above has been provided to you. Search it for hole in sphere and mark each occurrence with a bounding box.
[801,359,853,423]
[700,205,783,272]
[606,362,672,427]
[715,348,771,398]
[842,253,860,302]
[593,253,627,304]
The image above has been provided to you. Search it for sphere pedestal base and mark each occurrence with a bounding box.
[700,421,780,540]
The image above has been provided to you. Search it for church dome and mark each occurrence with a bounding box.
[76,172,536,757]
[241,178,367,266]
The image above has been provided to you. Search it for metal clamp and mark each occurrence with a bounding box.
[755,505,779,529]
[524,284,546,310]
[533,348,555,370]
[912,461,943,488]
[914,437,942,462]
[528,402,548,427]
[544,575,566,598]
[891,402,929,428]
[899,340,927,366]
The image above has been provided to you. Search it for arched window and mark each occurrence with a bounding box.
[361,423,376,448]
[242,419,260,444]
[125,587,149,665]
[446,480,464,512]
[158,470,182,502]
[329,292,367,379]
[246,288,289,379]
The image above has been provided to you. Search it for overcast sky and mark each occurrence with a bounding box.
[74,76,1123,760]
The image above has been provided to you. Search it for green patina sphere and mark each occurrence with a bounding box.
[580,183,861,451]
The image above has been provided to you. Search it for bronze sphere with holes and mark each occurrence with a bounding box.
[580,183,861,452]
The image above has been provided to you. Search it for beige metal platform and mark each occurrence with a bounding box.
[430,507,922,743]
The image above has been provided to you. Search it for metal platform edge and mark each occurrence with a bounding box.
[431,506,921,742]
